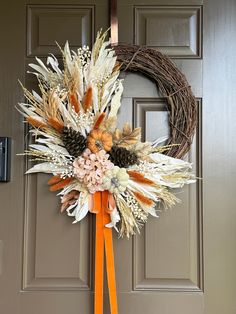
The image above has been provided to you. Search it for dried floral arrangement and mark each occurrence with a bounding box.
[17,30,196,238]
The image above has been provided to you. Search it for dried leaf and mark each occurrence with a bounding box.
[113,123,141,148]
[122,122,132,136]
[113,128,122,142]
[108,80,123,118]
[101,116,117,133]
[132,141,152,157]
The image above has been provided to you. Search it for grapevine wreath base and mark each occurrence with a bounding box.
[18,30,196,314]
[114,44,197,158]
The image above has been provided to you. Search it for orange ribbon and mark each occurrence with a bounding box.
[92,191,118,314]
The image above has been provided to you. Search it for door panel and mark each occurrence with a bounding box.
[133,5,202,58]
[23,172,91,291]
[27,4,95,57]
[0,0,235,314]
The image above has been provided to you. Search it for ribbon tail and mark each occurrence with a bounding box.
[103,191,118,314]
[94,192,104,314]
[94,191,118,314]
[104,225,118,314]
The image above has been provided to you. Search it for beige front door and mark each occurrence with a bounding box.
[0,0,235,314]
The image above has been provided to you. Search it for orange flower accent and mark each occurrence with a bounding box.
[94,112,106,129]
[127,170,155,185]
[83,87,93,112]
[133,191,154,206]
[49,177,74,192]
[87,129,113,153]
[47,118,64,132]
[69,93,80,113]
[27,117,47,129]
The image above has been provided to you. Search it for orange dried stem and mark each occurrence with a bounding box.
[47,175,62,185]
[49,178,73,191]
[128,171,155,185]
[94,112,106,129]
[47,118,64,132]
[83,87,93,112]
[133,191,154,206]
[27,117,47,129]
[69,93,80,113]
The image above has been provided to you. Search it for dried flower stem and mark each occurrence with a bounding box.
[69,93,80,113]
[47,118,64,132]
[94,112,106,129]
[49,177,74,191]
[83,87,93,112]
[132,191,154,206]
[127,170,155,185]
[27,117,47,129]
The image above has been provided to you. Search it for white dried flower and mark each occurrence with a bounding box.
[103,166,129,193]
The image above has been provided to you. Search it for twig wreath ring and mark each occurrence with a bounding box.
[115,44,197,158]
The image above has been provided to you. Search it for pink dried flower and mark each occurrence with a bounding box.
[73,148,114,193]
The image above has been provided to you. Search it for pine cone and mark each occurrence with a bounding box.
[108,146,138,168]
[61,127,87,157]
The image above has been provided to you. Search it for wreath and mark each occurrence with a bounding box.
[17,30,196,314]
